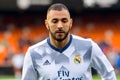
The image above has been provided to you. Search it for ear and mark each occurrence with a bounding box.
[70,18,73,29]
[45,19,49,30]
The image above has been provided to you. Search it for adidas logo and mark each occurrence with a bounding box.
[43,60,51,65]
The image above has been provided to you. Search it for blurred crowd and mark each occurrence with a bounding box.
[0,13,120,78]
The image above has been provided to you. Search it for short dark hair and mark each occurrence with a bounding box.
[47,3,70,15]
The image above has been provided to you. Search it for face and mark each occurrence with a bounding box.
[45,9,72,42]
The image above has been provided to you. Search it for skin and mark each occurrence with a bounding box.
[45,9,73,49]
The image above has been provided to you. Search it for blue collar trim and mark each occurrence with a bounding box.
[47,34,72,53]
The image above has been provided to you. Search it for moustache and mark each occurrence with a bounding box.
[55,30,65,33]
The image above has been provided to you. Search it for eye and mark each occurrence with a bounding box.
[52,19,58,23]
[62,18,68,23]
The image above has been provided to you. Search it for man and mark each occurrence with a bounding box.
[22,3,116,80]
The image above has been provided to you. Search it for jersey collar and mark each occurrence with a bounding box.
[47,34,72,53]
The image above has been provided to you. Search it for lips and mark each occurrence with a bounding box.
[56,30,65,33]
[56,32,64,33]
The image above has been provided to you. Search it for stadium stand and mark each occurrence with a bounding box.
[0,13,120,75]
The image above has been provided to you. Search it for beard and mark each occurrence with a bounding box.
[48,26,70,42]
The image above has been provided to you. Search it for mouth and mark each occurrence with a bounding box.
[56,32,64,34]
[56,30,65,33]
[55,31,65,37]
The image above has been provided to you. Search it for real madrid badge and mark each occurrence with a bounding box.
[74,54,82,64]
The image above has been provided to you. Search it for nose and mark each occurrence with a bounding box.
[57,21,63,29]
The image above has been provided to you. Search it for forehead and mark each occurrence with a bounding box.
[47,9,70,20]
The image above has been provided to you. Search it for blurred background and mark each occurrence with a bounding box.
[0,0,120,79]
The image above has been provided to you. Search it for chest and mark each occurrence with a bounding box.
[34,49,92,79]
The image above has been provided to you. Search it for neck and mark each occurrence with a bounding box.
[50,34,70,49]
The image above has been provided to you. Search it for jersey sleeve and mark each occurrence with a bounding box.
[90,41,116,80]
[22,48,37,80]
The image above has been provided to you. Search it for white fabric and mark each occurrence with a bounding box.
[22,34,116,80]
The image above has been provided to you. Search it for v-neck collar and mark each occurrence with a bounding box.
[47,34,72,53]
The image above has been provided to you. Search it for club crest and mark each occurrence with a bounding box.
[74,54,82,64]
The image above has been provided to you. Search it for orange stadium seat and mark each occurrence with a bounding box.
[0,14,120,66]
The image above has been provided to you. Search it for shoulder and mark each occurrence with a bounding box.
[71,34,98,49]
[30,39,47,49]
[72,34,93,43]
[24,39,49,61]
[27,39,48,55]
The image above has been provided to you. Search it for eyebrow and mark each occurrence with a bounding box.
[52,18,58,20]
[52,18,68,20]
[62,18,68,20]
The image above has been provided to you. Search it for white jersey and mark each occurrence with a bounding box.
[22,34,116,80]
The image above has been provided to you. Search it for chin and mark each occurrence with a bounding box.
[56,39,64,42]
[56,37,66,42]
